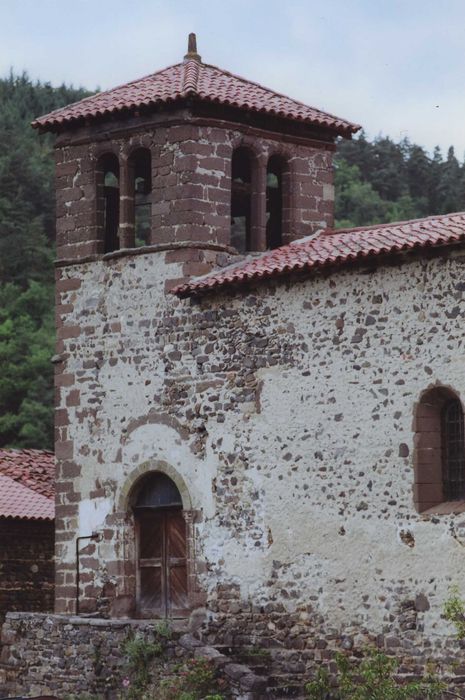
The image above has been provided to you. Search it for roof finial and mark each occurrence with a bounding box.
[184,33,201,62]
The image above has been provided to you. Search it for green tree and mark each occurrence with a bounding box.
[336,134,465,228]
[369,137,408,201]
[0,72,91,448]
[437,146,462,213]
[0,282,54,447]
[335,159,389,228]
[406,143,431,216]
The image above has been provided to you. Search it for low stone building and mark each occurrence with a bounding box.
[0,449,54,618]
[5,33,465,697]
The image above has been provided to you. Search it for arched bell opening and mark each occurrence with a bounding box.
[266,154,290,249]
[96,153,120,253]
[131,472,189,619]
[129,147,152,247]
[231,146,253,252]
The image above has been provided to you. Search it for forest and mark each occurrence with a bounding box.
[1,72,465,450]
[0,73,90,450]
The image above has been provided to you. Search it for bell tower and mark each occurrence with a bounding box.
[35,34,359,270]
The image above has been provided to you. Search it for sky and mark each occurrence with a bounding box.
[1,0,465,155]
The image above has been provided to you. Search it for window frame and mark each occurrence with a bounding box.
[413,387,465,514]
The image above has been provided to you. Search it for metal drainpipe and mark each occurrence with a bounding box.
[75,532,100,615]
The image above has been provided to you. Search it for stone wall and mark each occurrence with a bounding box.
[0,613,159,698]
[53,240,465,662]
[0,519,54,619]
[203,583,465,696]
[0,613,266,698]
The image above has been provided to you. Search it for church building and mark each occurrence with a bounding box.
[18,32,465,690]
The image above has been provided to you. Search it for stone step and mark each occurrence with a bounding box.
[211,643,309,699]
[214,645,272,667]
[242,664,269,676]
[231,657,269,673]
[266,676,306,698]
[169,619,190,634]
[213,643,234,655]
[267,690,307,700]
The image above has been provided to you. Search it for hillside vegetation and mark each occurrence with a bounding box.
[0,73,90,449]
[336,133,465,227]
[0,73,463,449]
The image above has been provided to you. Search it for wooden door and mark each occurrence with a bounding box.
[137,508,188,618]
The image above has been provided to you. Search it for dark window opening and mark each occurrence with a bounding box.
[266,156,283,250]
[442,398,465,500]
[131,148,152,247]
[134,472,183,510]
[231,147,252,253]
[97,154,120,253]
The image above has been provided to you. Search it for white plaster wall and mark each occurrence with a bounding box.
[58,247,465,640]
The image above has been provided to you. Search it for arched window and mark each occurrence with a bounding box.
[129,148,152,247]
[441,398,465,500]
[96,153,120,253]
[133,473,187,618]
[231,147,252,253]
[266,155,284,249]
[414,387,465,512]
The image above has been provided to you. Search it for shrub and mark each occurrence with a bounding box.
[158,657,226,700]
[121,633,165,698]
[305,649,444,700]
[443,585,465,639]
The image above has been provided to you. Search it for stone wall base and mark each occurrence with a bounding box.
[0,613,182,698]
[201,589,465,697]
[3,606,465,699]
[0,612,265,699]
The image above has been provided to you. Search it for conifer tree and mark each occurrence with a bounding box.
[0,72,91,448]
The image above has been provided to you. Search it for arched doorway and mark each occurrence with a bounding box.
[133,472,188,618]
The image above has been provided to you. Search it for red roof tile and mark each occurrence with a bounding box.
[0,475,54,521]
[173,212,465,296]
[32,59,360,136]
[0,449,55,499]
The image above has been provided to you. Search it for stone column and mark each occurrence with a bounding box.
[118,157,135,249]
[183,509,196,604]
[251,154,267,251]
[282,160,294,246]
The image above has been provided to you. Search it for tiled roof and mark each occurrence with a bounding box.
[174,212,465,296]
[32,59,360,135]
[0,449,55,499]
[0,475,54,521]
